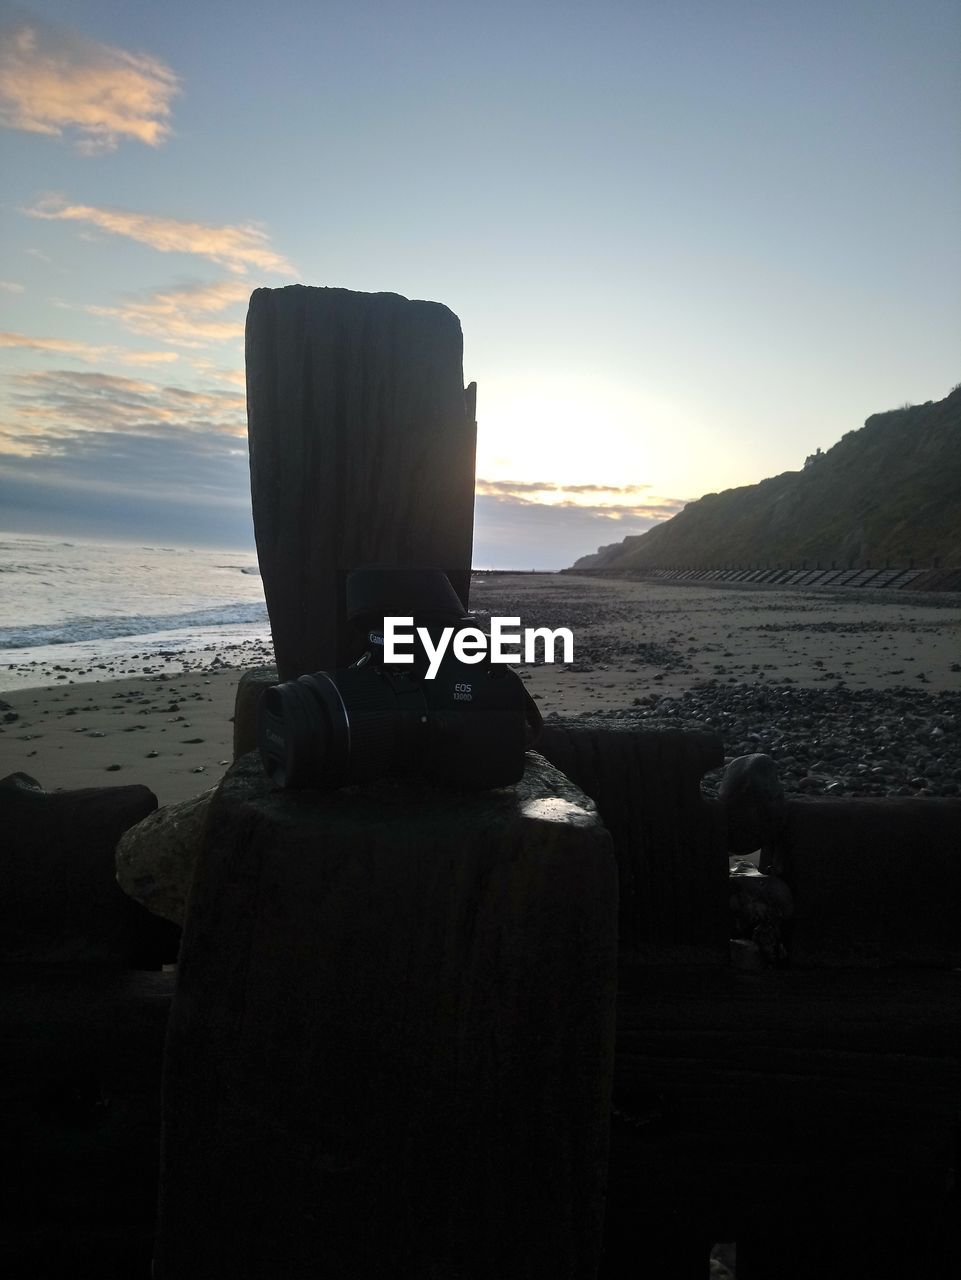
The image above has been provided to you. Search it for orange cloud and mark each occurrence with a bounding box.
[123,350,181,365]
[190,359,247,387]
[28,196,295,275]
[475,477,684,521]
[0,329,179,365]
[0,20,179,152]
[83,278,251,348]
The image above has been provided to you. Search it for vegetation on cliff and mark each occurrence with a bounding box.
[572,386,961,570]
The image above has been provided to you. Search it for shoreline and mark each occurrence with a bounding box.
[2,574,960,805]
[0,631,274,694]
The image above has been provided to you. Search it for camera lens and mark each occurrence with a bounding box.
[258,668,424,790]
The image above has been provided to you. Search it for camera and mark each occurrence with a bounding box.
[257,568,542,791]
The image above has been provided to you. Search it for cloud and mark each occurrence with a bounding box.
[564,482,653,495]
[82,278,251,348]
[0,329,179,365]
[0,429,255,546]
[476,477,683,522]
[123,350,181,366]
[190,359,246,387]
[472,494,666,571]
[0,19,179,152]
[477,477,654,498]
[0,280,25,293]
[4,366,245,442]
[0,361,253,544]
[28,196,295,275]
[0,424,248,499]
[0,444,660,564]
[0,366,674,565]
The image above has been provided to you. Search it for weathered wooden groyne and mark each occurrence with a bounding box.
[4,741,959,1276]
[226,676,961,1276]
[3,288,958,1278]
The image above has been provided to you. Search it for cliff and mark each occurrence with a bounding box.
[571,386,961,570]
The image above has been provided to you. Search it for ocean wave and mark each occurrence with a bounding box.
[0,601,269,650]
[0,562,90,575]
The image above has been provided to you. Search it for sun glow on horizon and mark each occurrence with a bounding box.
[473,372,721,515]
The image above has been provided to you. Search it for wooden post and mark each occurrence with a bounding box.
[537,722,727,962]
[246,286,477,679]
[155,752,618,1279]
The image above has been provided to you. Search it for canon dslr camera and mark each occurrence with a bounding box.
[258,568,541,791]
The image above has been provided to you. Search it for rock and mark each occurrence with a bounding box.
[155,751,617,1279]
[246,285,477,679]
[729,863,794,965]
[718,753,786,852]
[0,773,179,966]
[1,771,41,792]
[729,938,764,970]
[590,685,961,802]
[729,864,794,927]
[115,786,218,925]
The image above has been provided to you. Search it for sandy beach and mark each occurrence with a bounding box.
[2,573,960,806]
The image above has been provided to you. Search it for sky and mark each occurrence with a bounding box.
[1,0,959,569]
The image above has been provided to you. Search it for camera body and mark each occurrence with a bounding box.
[257,568,539,791]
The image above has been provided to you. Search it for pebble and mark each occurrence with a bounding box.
[587,683,961,799]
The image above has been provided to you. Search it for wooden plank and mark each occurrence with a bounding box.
[537,724,728,960]
[0,967,174,1275]
[2,962,957,1277]
[246,285,477,679]
[603,962,960,1275]
[772,797,961,968]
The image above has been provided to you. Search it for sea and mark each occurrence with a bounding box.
[0,532,273,691]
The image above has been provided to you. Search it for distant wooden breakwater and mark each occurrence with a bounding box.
[566,563,961,591]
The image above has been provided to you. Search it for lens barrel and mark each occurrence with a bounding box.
[258,668,424,790]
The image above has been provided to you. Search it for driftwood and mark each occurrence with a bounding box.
[155,751,618,1279]
[245,286,477,679]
